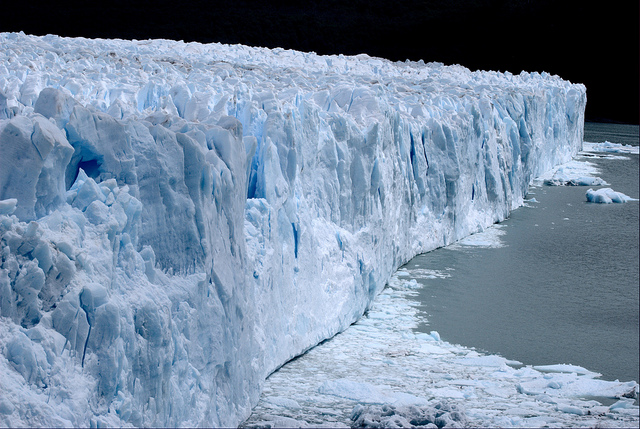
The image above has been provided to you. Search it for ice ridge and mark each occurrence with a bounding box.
[0,32,585,427]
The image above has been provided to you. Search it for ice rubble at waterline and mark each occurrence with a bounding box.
[0,32,589,426]
[243,261,639,428]
[535,145,639,202]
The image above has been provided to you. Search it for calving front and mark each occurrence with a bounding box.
[0,32,584,427]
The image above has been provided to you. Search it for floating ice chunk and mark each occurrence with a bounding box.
[450,225,506,248]
[610,398,638,410]
[402,279,421,289]
[350,401,466,429]
[583,141,640,154]
[532,364,599,376]
[586,188,638,204]
[247,415,311,428]
[318,379,427,407]
[318,379,395,404]
[555,404,585,415]
[455,354,511,368]
[413,343,452,356]
[572,177,607,186]
[608,399,640,418]
[517,373,638,399]
[544,168,609,186]
[536,159,605,187]
[391,269,451,282]
[265,397,302,409]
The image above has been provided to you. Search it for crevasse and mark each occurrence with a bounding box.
[0,33,585,427]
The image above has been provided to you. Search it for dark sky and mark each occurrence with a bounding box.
[2,1,638,124]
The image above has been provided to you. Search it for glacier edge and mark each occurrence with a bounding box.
[0,32,585,427]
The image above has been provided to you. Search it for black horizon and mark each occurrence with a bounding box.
[2,0,638,124]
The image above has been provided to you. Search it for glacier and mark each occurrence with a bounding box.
[0,32,585,427]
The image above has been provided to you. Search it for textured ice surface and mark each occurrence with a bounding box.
[243,271,639,428]
[586,188,638,204]
[0,32,585,426]
[447,224,506,249]
[576,144,639,203]
[583,141,639,154]
[537,139,640,187]
[537,143,639,203]
[540,160,608,187]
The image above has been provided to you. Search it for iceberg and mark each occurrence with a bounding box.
[586,188,638,204]
[0,32,585,427]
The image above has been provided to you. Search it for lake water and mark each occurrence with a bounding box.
[407,122,639,383]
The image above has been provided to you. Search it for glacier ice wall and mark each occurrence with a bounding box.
[0,32,585,427]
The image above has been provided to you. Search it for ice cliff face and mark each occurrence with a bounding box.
[0,32,585,427]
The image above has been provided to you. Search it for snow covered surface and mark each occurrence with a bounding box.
[243,267,639,428]
[0,32,586,426]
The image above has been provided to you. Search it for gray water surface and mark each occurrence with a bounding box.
[406,122,639,383]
